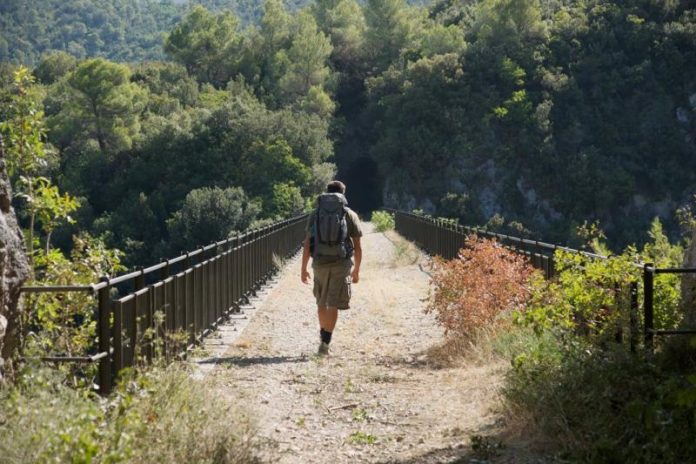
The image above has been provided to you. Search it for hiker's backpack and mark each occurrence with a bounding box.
[311,193,353,258]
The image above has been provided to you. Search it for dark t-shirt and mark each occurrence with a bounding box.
[306,207,362,265]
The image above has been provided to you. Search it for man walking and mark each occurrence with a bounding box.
[301,180,362,356]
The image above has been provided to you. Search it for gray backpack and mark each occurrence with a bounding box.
[312,193,352,258]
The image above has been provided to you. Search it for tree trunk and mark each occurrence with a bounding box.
[0,135,31,381]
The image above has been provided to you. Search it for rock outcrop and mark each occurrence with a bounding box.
[0,135,30,381]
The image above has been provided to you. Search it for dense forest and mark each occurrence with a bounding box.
[0,0,311,64]
[2,0,696,265]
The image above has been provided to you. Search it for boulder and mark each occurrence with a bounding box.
[0,135,31,381]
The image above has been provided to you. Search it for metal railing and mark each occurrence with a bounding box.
[387,209,604,278]
[388,209,696,350]
[21,214,308,393]
[643,265,696,348]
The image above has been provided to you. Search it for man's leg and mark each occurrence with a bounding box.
[317,307,338,354]
[317,306,338,332]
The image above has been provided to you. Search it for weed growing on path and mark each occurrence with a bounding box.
[349,431,378,445]
[352,407,368,422]
[391,235,421,266]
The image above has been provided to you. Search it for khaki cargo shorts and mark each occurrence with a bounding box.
[312,260,353,309]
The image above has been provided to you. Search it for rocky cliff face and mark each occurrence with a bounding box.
[0,136,30,381]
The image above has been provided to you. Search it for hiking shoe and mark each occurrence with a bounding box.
[317,342,330,356]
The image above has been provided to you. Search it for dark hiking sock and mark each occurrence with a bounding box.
[320,329,333,344]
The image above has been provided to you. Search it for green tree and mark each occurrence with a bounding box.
[278,12,333,104]
[25,233,123,374]
[164,5,241,87]
[48,58,147,153]
[0,67,78,258]
[419,21,466,56]
[33,51,77,85]
[268,182,305,218]
[363,0,417,71]
[471,0,548,48]
[132,62,200,113]
[166,186,261,253]
[260,0,292,54]
[313,0,366,71]
[240,139,311,198]
[0,67,49,180]
[19,177,79,254]
[255,0,293,100]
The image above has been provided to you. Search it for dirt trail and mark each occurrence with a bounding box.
[206,224,533,463]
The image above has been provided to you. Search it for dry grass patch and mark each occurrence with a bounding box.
[0,363,263,464]
[384,231,422,267]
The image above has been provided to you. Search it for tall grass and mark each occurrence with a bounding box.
[0,363,261,464]
[503,336,696,463]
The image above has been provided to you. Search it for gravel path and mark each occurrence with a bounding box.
[205,224,535,463]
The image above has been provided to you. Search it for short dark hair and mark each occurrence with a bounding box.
[326,180,346,194]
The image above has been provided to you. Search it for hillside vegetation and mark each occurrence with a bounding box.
[0,0,308,64]
[1,0,695,260]
[363,0,696,247]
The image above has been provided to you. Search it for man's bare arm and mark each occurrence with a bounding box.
[301,236,311,284]
[351,237,362,284]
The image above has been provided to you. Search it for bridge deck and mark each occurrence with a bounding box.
[199,223,532,463]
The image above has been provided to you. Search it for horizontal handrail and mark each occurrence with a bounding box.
[22,213,309,292]
[22,351,108,363]
[21,285,94,293]
[649,329,696,335]
[655,268,696,274]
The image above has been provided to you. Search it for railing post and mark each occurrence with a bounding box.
[613,282,623,344]
[160,259,170,281]
[135,267,145,291]
[643,263,654,350]
[629,281,638,353]
[98,276,111,395]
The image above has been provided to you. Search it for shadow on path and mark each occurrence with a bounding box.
[198,354,310,367]
[376,446,473,464]
[377,443,546,464]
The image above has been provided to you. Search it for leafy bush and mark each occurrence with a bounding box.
[20,234,124,385]
[166,186,260,254]
[267,182,305,219]
[426,235,535,338]
[505,219,693,462]
[518,218,684,345]
[0,364,261,464]
[504,338,696,463]
[370,210,395,232]
[518,249,639,343]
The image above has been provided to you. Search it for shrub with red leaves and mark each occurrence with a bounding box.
[426,235,535,338]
